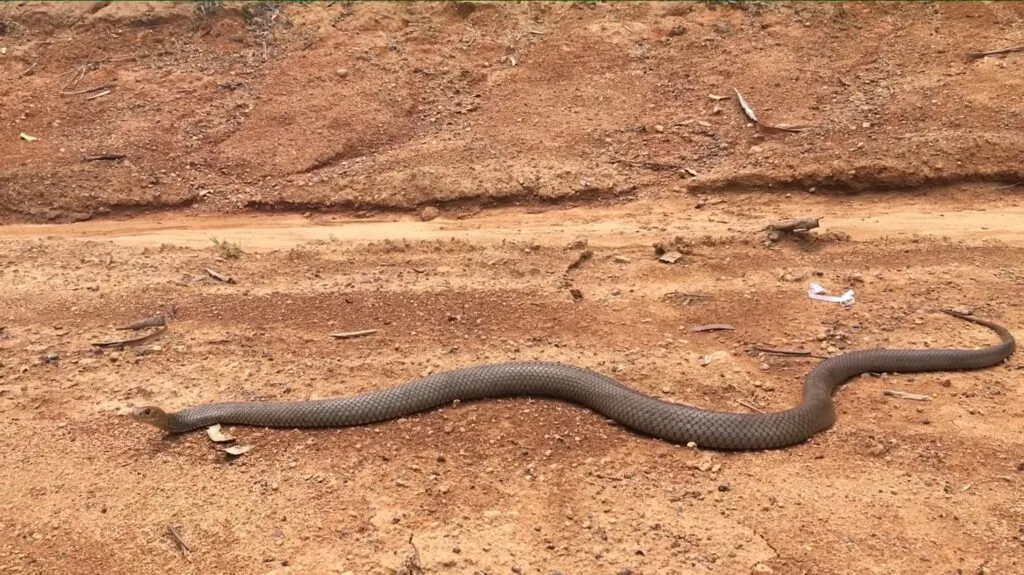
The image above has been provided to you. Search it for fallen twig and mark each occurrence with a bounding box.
[664,291,712,307]
[733,88,758,123]
[84,89,112,101]
[205,268,235,283]
[330,329,378,340]
[166,525,191,557]
[752,345,827,359]
[83,153,125,162]
[883,389,933,402]
[732,87,809,134]
[91,326,167,350]
[689,324,735,333]
[670,291,711,299]
[59,83,112,96]
[968,45,1024,60]
[18,60,39,78]
[117,314,169,331]
[404,534,424,575]
[612,159,684,172]
[735,398,765,413]
[755,122,807,134]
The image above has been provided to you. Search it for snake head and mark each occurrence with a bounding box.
[130,406,175,432]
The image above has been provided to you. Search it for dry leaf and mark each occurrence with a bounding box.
[223,444,253,456]
[206,424,234,443]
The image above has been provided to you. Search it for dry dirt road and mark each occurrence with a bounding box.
[2,2,1023,575]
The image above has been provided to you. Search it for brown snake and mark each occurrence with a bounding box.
[132,310,1014,450]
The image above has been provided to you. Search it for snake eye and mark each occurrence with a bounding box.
[141,408,152,416]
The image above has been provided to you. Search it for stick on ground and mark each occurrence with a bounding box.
[330,329,378,340]
[167,525,191,557]
[91,326,167,350]
[883,389,933,401]
[968,45,1024,59]
[752,345,827,359]
[690,324,736,333]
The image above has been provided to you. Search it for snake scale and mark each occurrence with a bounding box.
[131,310,1015,450]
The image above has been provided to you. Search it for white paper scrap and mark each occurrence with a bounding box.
[808,283,855,306]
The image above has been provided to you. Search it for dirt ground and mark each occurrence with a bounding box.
[1,2,1023,574]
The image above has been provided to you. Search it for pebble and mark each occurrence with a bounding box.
[752,564,774,574]
[567,237,588,250]
[336,68,349,78]
[419,206,440,221]
[1015,462,1024,472]
[512,565,522,574]
[613,255,631,264]
[45,351,59,364]
[658,250,683,264]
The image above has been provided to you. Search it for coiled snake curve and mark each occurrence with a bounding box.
[131,310,1015,450]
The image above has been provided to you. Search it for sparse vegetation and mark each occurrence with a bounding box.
[194,0,222,20]
[210,236,243,259]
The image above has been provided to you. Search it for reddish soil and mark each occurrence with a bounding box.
[1,2,1023,575]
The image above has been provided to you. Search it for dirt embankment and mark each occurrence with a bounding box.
[1,1,1022,224]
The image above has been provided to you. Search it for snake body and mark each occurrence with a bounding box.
[132,311,1015,450]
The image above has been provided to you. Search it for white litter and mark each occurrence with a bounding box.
[808,283,855,306]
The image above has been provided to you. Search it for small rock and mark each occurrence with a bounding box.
[752,564,774,574]
[1015,461,1024,472]
[452,546,461,554]
[658,250,683,264]
[336,68,349,78]
[45,351,60,364]
[512,566,522,574]
[419,206,440,221]
[610,288,621,296]
[613,255,631,264]
[618,569,634,575]
[654,124,665,133]
[700,351,730,366]
[718,483,731,492]
[566,237,588,250]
